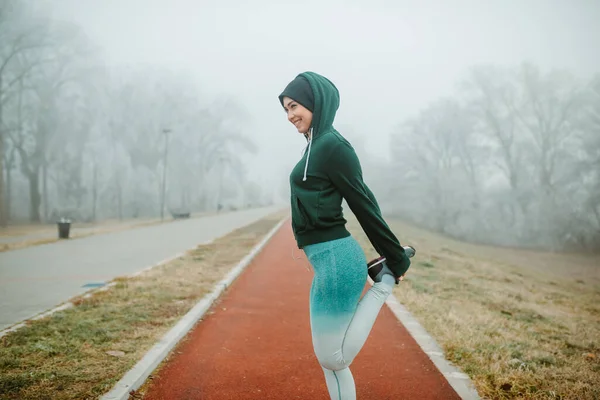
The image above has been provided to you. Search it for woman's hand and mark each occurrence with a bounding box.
[399,246,416,282]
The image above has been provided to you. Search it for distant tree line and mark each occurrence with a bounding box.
[383,63,600,252]
[0,0,265,226]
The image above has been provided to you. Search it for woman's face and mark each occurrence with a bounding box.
[282,96,313,135]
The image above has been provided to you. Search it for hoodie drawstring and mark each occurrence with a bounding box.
[302,127,313,181]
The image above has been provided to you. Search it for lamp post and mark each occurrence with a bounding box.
[160,128,171,220]
[216,154,225,212]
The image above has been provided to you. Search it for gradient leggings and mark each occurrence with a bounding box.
[303,235,395,400]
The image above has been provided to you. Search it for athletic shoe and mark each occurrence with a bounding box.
[367,246,416,283]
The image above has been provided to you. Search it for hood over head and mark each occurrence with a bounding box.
[279,71,340,138]
[279,71,340,182]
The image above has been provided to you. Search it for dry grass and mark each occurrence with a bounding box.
[0,238,59,252]
[0,217,161,237]
[348,216,600,400]
[0,211,286,400]
[0,220,170,253]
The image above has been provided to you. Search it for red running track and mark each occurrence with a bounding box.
[142,221,461,399]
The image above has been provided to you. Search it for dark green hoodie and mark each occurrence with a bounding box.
[283,71,411,278]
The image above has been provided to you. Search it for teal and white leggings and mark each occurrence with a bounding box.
[303,235,395,400]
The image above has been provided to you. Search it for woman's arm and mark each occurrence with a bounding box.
[326,141,411,279]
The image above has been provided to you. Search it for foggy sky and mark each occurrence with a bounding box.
[46,0,600,190]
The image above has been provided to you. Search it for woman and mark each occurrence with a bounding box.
[278,71,413,399]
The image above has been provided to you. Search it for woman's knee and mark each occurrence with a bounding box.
[316,350,351,371]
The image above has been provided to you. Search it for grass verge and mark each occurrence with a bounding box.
[348,216,600,400]
[0,237,60,253]
[0,211,221,253]
[0,211,286,400]
[0,220,165,253]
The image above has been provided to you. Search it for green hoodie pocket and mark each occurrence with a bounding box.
[291,193,309,233]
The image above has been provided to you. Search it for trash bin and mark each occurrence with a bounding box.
[57,218,71,239]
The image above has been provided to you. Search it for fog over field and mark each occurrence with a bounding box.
[1,0,599,251]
